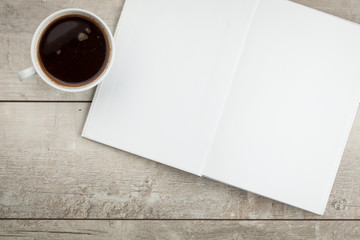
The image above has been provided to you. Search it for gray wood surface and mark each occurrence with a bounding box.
[1,220,360,240]
[1,0,360,101]
[1,103,360,219]
[1,0,360,238]
[0,0,125,101]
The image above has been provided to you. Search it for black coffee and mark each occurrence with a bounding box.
[38,15,109,86]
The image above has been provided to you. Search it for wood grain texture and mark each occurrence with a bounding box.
[1,0,360,100]
[0,0,125,101]
[2,0,360,238]
[1,220,360,239]
[1,103,360,219]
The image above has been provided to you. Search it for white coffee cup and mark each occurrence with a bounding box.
[17,8,115,92]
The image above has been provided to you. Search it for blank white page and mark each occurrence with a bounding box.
[83,0,259,175]
[203,0,360,214]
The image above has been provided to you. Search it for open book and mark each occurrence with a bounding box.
[83,0,360,214]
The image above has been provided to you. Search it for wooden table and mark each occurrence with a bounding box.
[1,0,360,239]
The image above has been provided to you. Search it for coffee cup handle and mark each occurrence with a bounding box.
[17,66,37,81]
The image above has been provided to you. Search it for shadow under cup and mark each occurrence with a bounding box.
[37,14,111,87]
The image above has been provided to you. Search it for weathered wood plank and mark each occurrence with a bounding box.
[0,220,360,239]
[1,0,360,100]
[292,0,360,22]
[0,0,125,101]
[1,103,360,219]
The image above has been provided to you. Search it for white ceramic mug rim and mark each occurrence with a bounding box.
[31,8,114,92]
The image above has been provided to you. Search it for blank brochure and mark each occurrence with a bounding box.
[83,0,360,214]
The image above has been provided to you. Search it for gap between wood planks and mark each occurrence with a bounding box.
[0,218,359,221]
[0,100,92,103]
